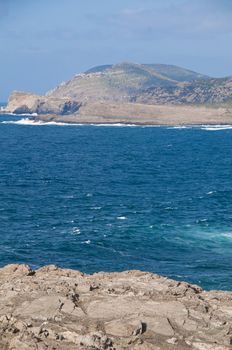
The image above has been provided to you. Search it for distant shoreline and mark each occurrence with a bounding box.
[3,97,232,126]
[2,112,232,128]
[32,107,232,126]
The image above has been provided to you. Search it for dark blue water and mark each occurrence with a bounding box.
[1,114,232,290]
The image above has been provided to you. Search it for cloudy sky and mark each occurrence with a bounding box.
[0,0,232,100]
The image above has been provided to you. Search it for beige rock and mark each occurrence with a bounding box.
[4,91,232,126]
[0,264,231,349]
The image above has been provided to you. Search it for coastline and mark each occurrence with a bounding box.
[0,264,232,350]
[3,97,232,126]
[32,102,232,126]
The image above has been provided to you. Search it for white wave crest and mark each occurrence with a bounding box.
[0,119,162,127]
[171,126,190,129]
[92,123,138,127]
[2,119,232,130]
[72,227,81,235]
[1,112,38,117]
[200,125,232,131]
[82,240,91,244]
[170,125,232,131]
[1,118,79,126]
[117,216,127,220]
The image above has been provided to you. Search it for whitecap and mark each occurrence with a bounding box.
[72,227,81,235]
[92,123,138,127]
[196,219,208,224]
[220,232,232,240]
[164,206,178,210]
[117,216,127,220]
[1,118,81,126]
[200,125,232,131]
[82,240,91,244]
[171,126,190,129]
[0,111,38,117]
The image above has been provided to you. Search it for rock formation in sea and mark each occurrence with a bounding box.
[0,264,232,350]
[5,91,81,116]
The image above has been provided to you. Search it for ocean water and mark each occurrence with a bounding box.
[1,113,232,290]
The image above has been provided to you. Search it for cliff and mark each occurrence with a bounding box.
[4,91,81,115]
[0,264,232,350]
[4,92,232,125]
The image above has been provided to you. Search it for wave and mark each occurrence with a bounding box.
[171,126,190,129]
[1,118,79,126]
[201,125,232,131]
[169,124,232,131]
[92,123,138,127]
[181,228,232,246]
[0,119,161,127]
[92,124,163,128]
[72,227,81,235]
[0,112,38,117]
[82,240,91,245]
[2,118,232,130]
[171,125,232,131]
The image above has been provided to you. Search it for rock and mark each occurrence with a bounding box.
[4,91,81,115]
[0,264,231,349]
[143,316,175,336]
[132,321,147,336]
[192,343,228,350]
[166,337,178,344]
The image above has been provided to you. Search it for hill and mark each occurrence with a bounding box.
[4,62,232,125]
[47,62,208,102]
[134,77,232,105]
[84,63,208,82]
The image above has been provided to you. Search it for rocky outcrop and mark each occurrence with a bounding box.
[4,93,232,125]
[0,264,232,349]
[134,78,232,105]
[4,91,81,115]
[34,102,232,125]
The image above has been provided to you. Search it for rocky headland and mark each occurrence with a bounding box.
[3,62,232,125]
[1,264,232,350]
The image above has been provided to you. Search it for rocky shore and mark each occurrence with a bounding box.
[0,264,232,350]
[33,101,232,126]
[3,92,232,126]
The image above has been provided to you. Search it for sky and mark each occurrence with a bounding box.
[0,0,232,100]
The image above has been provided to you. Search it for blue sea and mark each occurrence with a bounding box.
[1,113,232,290]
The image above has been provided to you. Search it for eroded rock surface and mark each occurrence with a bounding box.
[0,264,231,349]
[4,92,81,115]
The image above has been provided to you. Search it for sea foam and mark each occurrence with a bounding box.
[1,118,78,126]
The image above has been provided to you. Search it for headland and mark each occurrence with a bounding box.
[3,62,232,125]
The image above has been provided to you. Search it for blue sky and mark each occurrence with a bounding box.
[0,0,232,100]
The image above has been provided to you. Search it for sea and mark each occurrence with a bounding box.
[1,111,232,290]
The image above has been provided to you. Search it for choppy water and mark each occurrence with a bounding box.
[1,113,232,290]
